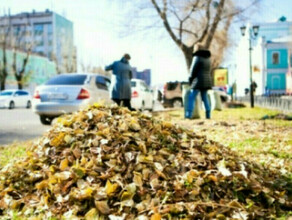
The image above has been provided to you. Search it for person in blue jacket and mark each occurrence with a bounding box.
[186,44,212,119]
[105,54,133,110]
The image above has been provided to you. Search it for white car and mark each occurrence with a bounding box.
[32,73,112,125]
[131,79,154,111]
[0,89,31,109]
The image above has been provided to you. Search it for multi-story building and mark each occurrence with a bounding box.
[0,9,76,73]
[132,68,151,86]
[235,17,292,96]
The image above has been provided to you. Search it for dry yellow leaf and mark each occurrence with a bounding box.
[95,200,111,214]
[208,175,218,182]
[50,132,66,147]
[105,180,119,196]
[36,180,49,190]
[85,208,98,219]
[59,158,69,171]
[151,213,162,220]
[80,187,93,199]
[129,119,141,131]
[162,121,172,128]
[133,173,143,188]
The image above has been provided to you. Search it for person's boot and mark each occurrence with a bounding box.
[206,111,211,119]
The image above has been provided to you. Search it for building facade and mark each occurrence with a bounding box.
[132,68,151,86]
[0,9,76,73]
[235,18,292,96]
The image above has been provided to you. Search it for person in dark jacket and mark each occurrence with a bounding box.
[105,54,133,110]
[186,44,212,119]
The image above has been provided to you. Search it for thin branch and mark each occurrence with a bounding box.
[173,27,198,38]
[168,1,181,21]
[150,0,186,49]
[221,0,262,20]
[168,8,181,22]
[196,0,212,44]
[182,0,200,22]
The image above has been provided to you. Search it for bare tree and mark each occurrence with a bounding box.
[121,0,261,72]
[0,13,34,90]
[0,15,10,90]
[52,46,77,74]
[11,23,33,90]
[63,49,77,73]
[80,60,111,77]
[149,0,261,70]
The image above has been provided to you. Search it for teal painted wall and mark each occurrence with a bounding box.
[0,49,57,86]
[267,73,286,90]
[267,49,288,69]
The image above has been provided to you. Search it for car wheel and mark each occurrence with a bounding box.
[172,99,182,108]
[40,115,53,125]
[26,101,31,109]
[9,101,15,110]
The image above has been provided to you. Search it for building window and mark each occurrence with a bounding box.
[47,24,53,35]
[34,24,44,36]
[13,26,21,36]
[36,40,44,46]
[272,52,279,65]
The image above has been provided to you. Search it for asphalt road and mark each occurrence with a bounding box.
[0,101,165,145]
[0,108,49,145]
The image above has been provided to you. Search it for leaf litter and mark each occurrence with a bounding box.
[0,104,291,219]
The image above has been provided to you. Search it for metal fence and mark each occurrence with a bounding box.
[237,96,292,113]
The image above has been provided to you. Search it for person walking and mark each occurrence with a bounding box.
[105,53,133,110]
[186,44,212,119]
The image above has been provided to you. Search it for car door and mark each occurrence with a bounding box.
[94,75,111,103]
[13,91,23,107]
[141,82,152,108]
[19,91,29,107]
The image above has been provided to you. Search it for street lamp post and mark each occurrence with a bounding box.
[240,25,259,108]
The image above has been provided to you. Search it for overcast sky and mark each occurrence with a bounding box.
[0,0,292,86]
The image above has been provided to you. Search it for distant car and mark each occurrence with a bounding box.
[162,81,188,108]
[32,73,112,125]
[0,89,31,109]
[162,81,231,108]
[131,79,154,111]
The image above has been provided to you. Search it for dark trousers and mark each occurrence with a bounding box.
[186,89,211,119]
[113,99,133,111]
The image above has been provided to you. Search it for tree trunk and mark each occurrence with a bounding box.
[183,47,194,71]
[0,77,6,91]
[17,81,23,90]
[1,44,8,91]
[13,51,30,90]
[205,0,226,49]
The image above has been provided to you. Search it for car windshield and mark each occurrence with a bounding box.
[45,75,87,85]
[0,91,13,96]
[131,81,137,87]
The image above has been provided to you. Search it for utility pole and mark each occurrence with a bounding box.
[240,24,259,108]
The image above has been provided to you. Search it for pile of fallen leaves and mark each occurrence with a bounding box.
[0,105,291,219]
